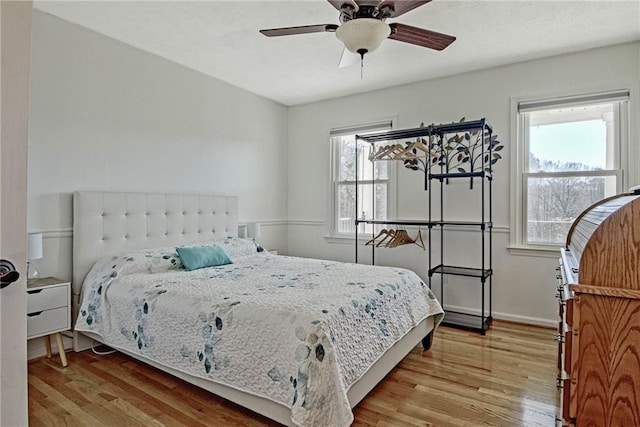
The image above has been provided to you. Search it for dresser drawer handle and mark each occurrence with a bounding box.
[27,311,43,317]
[556,274,563,281]
[556,377,563,388]
[554,333,564,343]
[27,289,43,294]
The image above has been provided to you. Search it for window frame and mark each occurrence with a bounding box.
[509,90,629,254]
[328,121,397,239]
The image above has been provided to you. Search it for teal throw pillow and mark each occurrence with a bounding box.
[176,245,232,271]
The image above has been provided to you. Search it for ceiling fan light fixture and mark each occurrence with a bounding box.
[335,18,391,55]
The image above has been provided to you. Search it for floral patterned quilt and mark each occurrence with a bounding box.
[75,237,444,427]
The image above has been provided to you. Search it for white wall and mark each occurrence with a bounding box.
[27,10,289,290]
[287,41,640,326]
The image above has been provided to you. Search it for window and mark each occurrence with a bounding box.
[512,91,628,248]
[330,121,393,236]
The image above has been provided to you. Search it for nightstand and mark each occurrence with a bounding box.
[27,277,71,367]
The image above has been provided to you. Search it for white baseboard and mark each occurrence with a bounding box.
[443,304,556,329]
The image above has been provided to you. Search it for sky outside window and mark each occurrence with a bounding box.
[528,103,612,172]
[530,120,606,170]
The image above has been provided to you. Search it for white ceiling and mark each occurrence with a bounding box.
[34,0,640,106]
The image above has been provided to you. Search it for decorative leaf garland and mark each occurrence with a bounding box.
[401,118,503,189]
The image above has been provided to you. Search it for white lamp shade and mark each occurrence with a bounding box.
[28,233,43,260]
[336,18,391,54]
[247,222,262,239]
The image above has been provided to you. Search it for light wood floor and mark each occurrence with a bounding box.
[28,321,558,426]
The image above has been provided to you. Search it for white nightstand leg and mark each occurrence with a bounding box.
[44,335,52,358]
[54,333,68,367]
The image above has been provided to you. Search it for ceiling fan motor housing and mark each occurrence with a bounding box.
[340,3,394,23]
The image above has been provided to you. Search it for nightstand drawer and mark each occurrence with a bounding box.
[27,285,68,313]
[27,307,69,338]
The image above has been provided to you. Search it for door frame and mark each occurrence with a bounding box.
[1,1,33,425]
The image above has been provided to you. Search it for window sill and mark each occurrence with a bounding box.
[507,245,561,258]
[324,234,370,245]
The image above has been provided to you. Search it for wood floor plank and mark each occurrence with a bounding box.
[28,321,558,426]
[29,374,104,427]
[76,355,210,426]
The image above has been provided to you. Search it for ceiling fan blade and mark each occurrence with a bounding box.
[377,0,432,18]
[260,24,338,37]
[338,47,360,68]
[388,23,456,50]
[327,0,358,12]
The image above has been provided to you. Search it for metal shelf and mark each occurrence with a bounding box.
[356,219,491,229]
[356,126,433,143]
[428,118,493,336]
[431,221,492,229]
[354,118,494,336]
[433,119,492,135]
[356,119,492,143]
[429,171,492,181]
[441,311,493,335]
[355,219,435,226]
[428,264,492,279]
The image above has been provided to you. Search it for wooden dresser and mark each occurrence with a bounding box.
[557,191,640,426]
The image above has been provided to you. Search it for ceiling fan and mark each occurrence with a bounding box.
[260,0,456,66]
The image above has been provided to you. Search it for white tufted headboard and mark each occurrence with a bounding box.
[72,191,238,299]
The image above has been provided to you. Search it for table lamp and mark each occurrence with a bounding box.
[27,232,43,279]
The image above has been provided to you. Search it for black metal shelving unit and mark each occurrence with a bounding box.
[354,119,493,335]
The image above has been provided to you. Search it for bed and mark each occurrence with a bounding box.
[72,191,444,427]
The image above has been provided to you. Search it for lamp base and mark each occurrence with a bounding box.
[27,262,40,280]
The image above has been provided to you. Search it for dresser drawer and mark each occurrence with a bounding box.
[27,284,68,314]
[27,307,69,338]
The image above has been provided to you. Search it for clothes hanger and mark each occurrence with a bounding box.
[389,228,425,249]
[373,144,404,161]
[394,140,431,161]
[398,229,414,247]
[413,228,425,250]
[385,230,400,248]
[376,229,396,247]
[387,228,411,248]
[365,229,388,246]
[394,142,419,160]
[371,144,393,160]
[369,145,390,161]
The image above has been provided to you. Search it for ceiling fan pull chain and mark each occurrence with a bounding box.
[358,48,366,79]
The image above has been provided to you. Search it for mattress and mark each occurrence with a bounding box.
[75,237,444,427]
